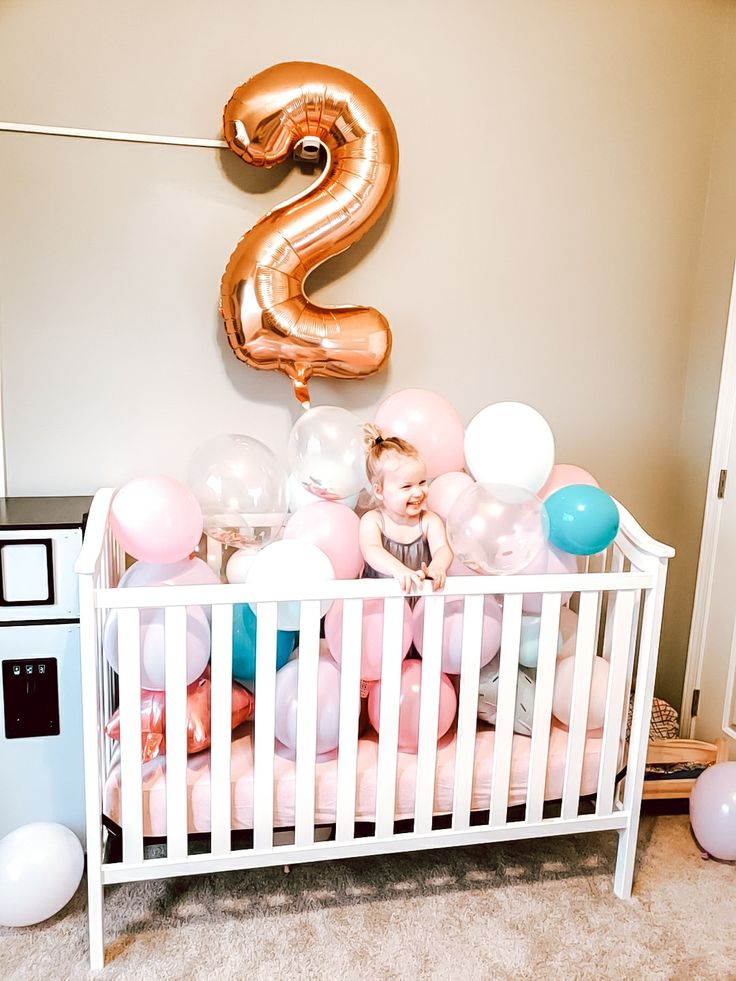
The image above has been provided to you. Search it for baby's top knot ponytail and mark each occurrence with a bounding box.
[362,423,422,486]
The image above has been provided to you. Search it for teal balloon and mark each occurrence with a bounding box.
[519,616,563,668]
[544,484,620,556]
[232,603,297,684]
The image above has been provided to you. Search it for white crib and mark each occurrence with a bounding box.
[76,487,673,969]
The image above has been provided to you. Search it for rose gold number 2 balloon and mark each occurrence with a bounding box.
[220,63,399,407]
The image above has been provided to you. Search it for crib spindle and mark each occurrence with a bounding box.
[596,590,637,815]
[335,599,363,842]
[252,601,278,850]
[209,603,234,854]
[374,597,406,837]
[490,594,523,826]
[561,590,599,819]
[117,608,144,864]
[525,592,563,823]
[414,594,445,834]
[451,594,484,831]
[294,600,321,847]
[164,606,189,860]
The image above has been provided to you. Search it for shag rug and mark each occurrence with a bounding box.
[2,812,734,980]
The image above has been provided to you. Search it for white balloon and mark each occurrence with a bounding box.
[287,473,359,513]
[225,548,258,584]
[246,539,336,630]
[465,401,555,493]
[0,823,84,927]
[104,604,210,690]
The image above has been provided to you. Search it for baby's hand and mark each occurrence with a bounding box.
[422,561,446,591]
[397,567,425,594]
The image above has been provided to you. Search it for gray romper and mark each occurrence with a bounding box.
[361,511,432,585]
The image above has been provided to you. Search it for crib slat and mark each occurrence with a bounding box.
[490,594,523,826]
[253,602,278,851]
[525,592,562,823]
[164,606,189,861]
[335,599,363,842]
[295,600,321,847]
[596,590,636,814]
[118,608,144,864]
[414,595,445,834]
[451,594,484,831]
[375,597,406,837]
[210,604,234,854]
[561,591,599,820]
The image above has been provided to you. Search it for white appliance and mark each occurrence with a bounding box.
[0,498,92,844]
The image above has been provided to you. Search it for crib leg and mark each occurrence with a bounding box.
[87,875,106,970]
[613,825,637,898]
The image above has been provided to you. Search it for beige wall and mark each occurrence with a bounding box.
[0,0,733,708]
[661,9,736,711]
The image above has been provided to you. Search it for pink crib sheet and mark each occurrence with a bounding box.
[103,724,613,837]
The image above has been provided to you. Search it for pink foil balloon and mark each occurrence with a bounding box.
[110,475,203,563]
[426,471,475,521]
[367,660,457,753]
[690,762,736,860]
[324,597,413,681]
[273,656,342,762]
[540,464,599,500]
[374,388,465,480]
[516,544,578,614]
[283,501,363,580]
[412,595,502,674]
[552,656,609,730]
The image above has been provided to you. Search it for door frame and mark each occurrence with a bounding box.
[681,261,736,738]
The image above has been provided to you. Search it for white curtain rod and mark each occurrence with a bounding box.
[0,120,228,148]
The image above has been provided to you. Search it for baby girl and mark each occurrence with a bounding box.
[359,425,453,593]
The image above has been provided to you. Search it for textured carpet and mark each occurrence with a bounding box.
[2,813,734,980]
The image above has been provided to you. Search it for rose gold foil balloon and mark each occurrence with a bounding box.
[221,63,399,406]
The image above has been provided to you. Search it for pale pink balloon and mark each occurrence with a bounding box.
[374,389,465,480]
[558,607,578,659]
[110,476,203,563]
[552,655,609,730]
[283,501,363,580]
[447,556,480,577]
[324,597,413,681]
[273,657,342,762]
[367,660,457,753]
[690,762,736,860]
[540,464,599,500]
[516,544,578,614]
[412,595,502,674]
[426,471,475,521]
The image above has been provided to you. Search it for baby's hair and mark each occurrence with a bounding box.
[363,424,422,486]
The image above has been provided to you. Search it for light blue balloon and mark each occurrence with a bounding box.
[518,616,563,668]
[544,484,620,556]
[232,603,297,684]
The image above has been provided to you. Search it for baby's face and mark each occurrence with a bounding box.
[375,456,428,521]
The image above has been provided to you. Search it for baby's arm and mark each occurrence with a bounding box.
[359,511,425,593]
[422,511,454,591]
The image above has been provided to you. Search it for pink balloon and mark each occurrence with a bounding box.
[412,595,502,674]
[516,544,578,614]
[283,502,363,580]
[552,656,609,730]
[367,660,457,753]
[447,556,480,577]
[273,657,342,762]
[374,389,465,480]
[324,598,413,682]
[426,471,475,521]
[110,476,203,563]
[540,464,599,500]
[690,762,736,860]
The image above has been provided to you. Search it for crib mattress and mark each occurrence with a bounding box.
[103,724,612,837]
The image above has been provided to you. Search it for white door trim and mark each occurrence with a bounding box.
[681,260,736,736]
